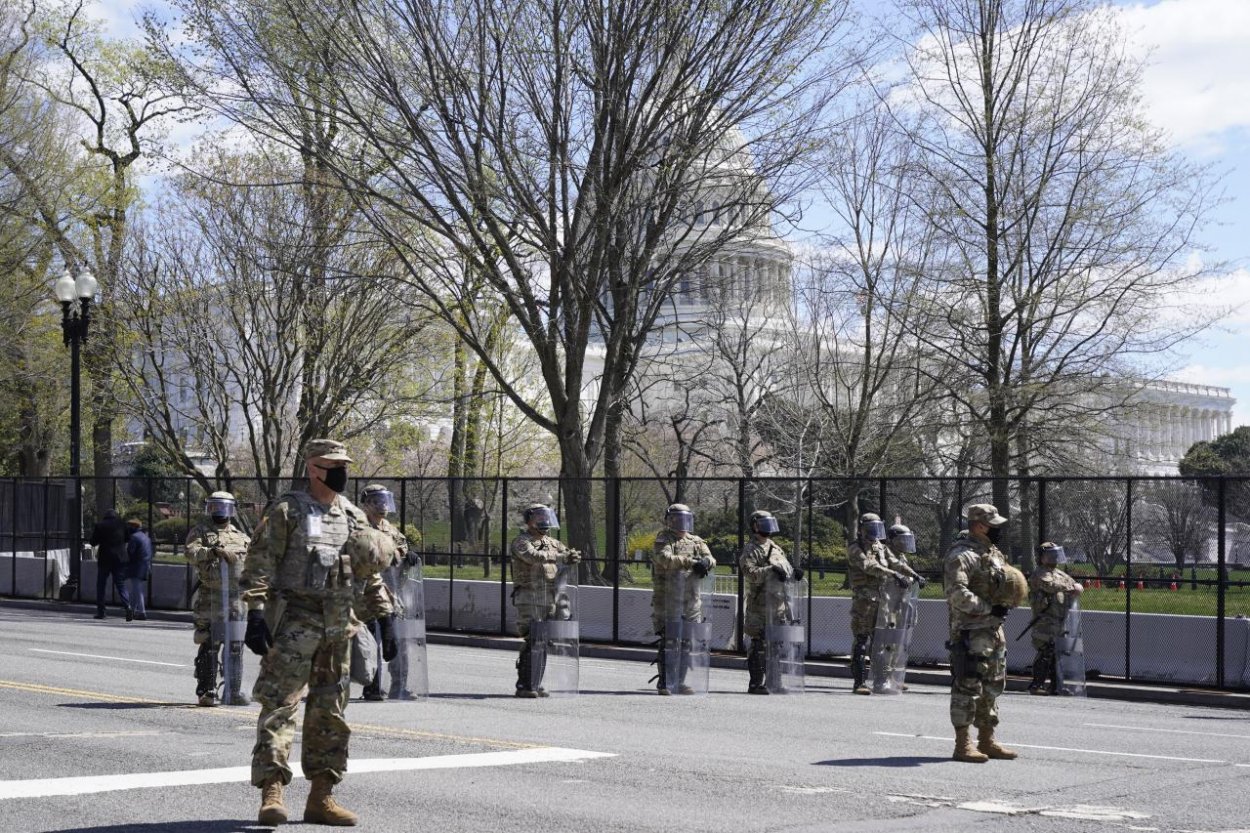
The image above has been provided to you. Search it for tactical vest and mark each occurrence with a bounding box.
[273,490,360,598]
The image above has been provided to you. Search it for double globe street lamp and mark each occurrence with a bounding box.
[53,268,97,595]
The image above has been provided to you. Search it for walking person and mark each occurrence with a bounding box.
[125,518,154,621]
[89,509,132,620]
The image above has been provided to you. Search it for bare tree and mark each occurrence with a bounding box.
[152,0,859,565]
[1145,480,1214,573]
[892,0,1224,520]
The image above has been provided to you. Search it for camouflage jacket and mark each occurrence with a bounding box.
[510,532,573,608]
[1029,566,1081,637]
[847,540,894,590]
[740,538,791,594]
[652,529,714,575]
[353,516,406,618]
[943,532,1008,635]
[186,520,251,592]
[240,491,391,634]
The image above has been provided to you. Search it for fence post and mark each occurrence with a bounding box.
[608,477,620,644]
[10,479,18,596]
[879,478,888,520]
[42,478,50,599]
[805,479,814,660]
[500,479,508,637]
[1037,479,1048,542]
[1217,477,1227,689]
[736,478,746,652]
[1125,477,1133,682]
[147,477,155,610]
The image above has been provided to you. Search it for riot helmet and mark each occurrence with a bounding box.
[360,483,396,515]
[859,512,886,542]
[887,523,917,554]
[750,509,780,537]
[523,503,559,531]
[205,491,236,521]
[1039,541,1067,566]
[666,503,695,533]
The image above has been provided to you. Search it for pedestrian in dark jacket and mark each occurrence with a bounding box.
[125,518,154,620]
[90,509,132,620]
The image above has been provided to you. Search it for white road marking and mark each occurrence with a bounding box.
[1084,723,1250,740]
[889,794,1151,822]
[29,649,188,668]
[874,732,1226,764]
[0,731,164,739]
[0,747,615,800]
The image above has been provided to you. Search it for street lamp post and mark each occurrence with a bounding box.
[53,268,97,596]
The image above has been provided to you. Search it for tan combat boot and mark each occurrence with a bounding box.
[952,726,989,763]
[304,775,359,826]
[257,777,288,825]
[977,725,1018,760]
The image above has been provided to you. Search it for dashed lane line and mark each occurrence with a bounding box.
[874,732,1228,764]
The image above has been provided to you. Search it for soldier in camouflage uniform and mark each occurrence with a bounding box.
[356,483,406,702]
[1027,541,1083,695]
[739,510,801,694]
[510,503,580,698]
[650,503,715,695]
[186,491,251,707]
[847,513,912,695]
[240,439,395,827]
[944,503,1019,763]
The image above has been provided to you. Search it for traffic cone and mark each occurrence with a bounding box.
[1170,581,1178,591]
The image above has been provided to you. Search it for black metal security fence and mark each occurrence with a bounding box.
[3,475,1249,690]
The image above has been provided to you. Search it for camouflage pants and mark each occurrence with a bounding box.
[250,607,351,786]
[949,627,1006,729]
[850,588,880,639]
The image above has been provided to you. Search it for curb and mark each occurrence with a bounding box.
[6,596,1248,710]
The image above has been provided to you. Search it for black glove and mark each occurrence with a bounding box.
[244,609,273,656]
[379,614,399,662]
[990,604,1011,619]
[403,551,421,568]
[771,563,789,581]
[792,566,804,582]
[916,576,927,589]
[894,574,911,589]
[692,557,711,578]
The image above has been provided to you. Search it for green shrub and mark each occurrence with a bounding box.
[152,517,191,544]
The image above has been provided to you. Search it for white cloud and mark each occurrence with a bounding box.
[1116,0,1250,150]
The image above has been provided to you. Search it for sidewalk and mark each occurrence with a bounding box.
[6,595,1248,710]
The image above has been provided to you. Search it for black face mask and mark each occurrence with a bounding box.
[211,514,230,525]
[986,526,1002,545]
[321,466,349,493]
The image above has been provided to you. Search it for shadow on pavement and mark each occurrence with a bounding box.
[49,822,267,833]
[814,756,949,767]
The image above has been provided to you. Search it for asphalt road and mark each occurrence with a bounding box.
[1,605,1248,833]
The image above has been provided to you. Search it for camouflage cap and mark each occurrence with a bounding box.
[966,503,1007,527]
[303,438,353,462]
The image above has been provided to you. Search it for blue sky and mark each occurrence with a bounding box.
[91,0,1250,423]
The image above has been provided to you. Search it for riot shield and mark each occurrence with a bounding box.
[764,574,806,694]
[663,572,713,695]
[870,579,920,695]
[389,559,429,699]
[1054,598,1086,697]
[212,557,246,705]
[530,563,579,697]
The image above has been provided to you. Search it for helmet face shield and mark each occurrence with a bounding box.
[527,507,559,530]
[889,531,917,553]
[667,509,695,533]
[861,520,886,541]
[752,516,780,536]
[1040,545,1067,564]
[205,497,236,518]
[361,488,396,514]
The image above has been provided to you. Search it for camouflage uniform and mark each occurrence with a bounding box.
[740,538,793,640]
[944,532,1010,729]
[847,540,895,638]
[355,517,404,700]
[1028,565,1081,693]
[510,531,574,636]
[186,520,251,702]
[650,529,715,633]
[241,490,392,788]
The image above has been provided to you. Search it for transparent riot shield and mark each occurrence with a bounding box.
[530,563,579,697]
[871,579,920,695]
[389,559,429,699]
[213,557,246,705]
[764,574,806,694]
[1054,598,1086,697]
[663,572,713,695]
